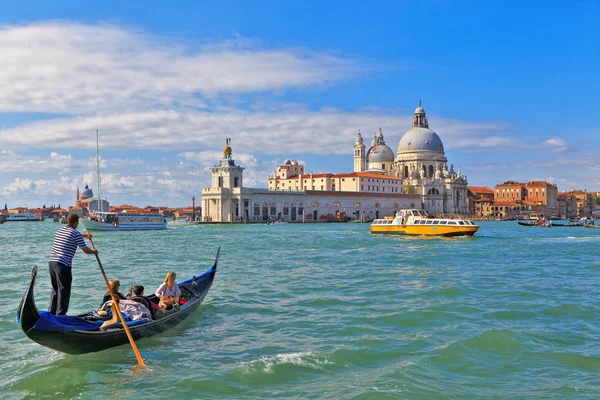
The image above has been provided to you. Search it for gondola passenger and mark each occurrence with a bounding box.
[155,271,181,310]
[101,279,127,305]
[128,285,152,310]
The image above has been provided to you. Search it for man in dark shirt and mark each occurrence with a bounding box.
[48,213,98,315]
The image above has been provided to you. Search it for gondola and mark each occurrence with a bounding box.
[17,248,219,355]
[517,220,537,227]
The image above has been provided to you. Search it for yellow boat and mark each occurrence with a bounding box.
[370,209,479,237]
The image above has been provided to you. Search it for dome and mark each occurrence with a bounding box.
[367,143,395,162]
[284,159,292,165]
[414,106,425,114]
[79,184,93,202]
[397,127,444,153]
[355,132,364,145]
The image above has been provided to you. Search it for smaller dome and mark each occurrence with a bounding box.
[284,159,292,165]
[367,144,395,163]
[355,132,364,145]
[414,106,425,114]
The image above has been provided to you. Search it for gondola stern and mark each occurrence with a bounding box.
[18,266,41,334]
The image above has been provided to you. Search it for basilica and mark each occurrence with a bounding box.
[201,102,469,222]
[353,101,469,214]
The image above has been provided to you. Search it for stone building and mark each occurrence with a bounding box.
[202,101,471,222]
[202,141,420,222]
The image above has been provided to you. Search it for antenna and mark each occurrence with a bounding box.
[96,130,103,212]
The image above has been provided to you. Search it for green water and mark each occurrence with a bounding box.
[1,220,599,399]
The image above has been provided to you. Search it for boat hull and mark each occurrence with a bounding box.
[370,225,479,237]
[80,219,167,231]
[17,249,219,354]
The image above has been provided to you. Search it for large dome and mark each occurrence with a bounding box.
[367,144,395,162]
[397,127,444,153]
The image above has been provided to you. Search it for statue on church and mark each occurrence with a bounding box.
[223,137,232,159]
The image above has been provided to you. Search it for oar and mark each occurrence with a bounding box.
[88,237,146,367]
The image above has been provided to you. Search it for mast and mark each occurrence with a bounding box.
[96,130,103,212]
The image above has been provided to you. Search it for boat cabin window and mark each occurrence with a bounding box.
[458,221,465,225]
[433,221,439,225]
[448,221,458,225]
[439,221,447,225]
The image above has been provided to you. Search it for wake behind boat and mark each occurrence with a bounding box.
[17,248,219,354]
[81,212,167,231]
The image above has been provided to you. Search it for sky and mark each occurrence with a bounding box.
[0,0,598,208]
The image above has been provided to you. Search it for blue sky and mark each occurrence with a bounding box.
[0,1,598,208]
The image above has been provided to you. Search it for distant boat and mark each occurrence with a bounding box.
[518,220,539,227]
[81,130,167,232]
[6,213,41,222]
[371,209,479,237]
[81,212,167,231]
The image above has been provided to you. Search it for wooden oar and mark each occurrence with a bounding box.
[88,238,146,367]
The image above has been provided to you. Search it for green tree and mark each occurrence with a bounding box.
[403,184,417,194]
[4,204,7,210]
[596,195,600,206]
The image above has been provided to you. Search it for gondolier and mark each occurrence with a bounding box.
[48,213,98,315]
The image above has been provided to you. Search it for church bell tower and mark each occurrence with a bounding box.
[353,131,366,172]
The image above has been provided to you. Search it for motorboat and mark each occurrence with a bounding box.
[370,209,479,237]
[6,213,41,222]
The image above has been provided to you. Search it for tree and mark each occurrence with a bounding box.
[403,184,417,194]
[43,204,46,209]
[596,195,600,206]
[58,204,61,209]
[4,204,7,210]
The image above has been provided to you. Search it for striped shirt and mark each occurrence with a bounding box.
[48,225,89,267]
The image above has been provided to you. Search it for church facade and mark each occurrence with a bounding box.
[201,102,469,222]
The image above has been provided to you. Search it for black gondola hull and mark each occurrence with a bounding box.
[18,248,219,355]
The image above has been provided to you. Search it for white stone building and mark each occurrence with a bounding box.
[201,101,469,222]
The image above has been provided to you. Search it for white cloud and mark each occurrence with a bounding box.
[543,136,568,153]
[0,22,354,114]
[1,108,512,155]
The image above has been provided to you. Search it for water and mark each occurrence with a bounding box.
[1,220,599,399]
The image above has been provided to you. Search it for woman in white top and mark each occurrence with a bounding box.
[155,271,181,310]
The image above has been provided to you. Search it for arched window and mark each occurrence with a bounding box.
[404,166,409,178]
[428,165,434,178]
[233,177,239,187]
[284,202,289,206]
[428,188,440,195]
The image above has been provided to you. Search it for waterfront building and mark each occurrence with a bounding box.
[202,140,420,222]
[202,102,471,222]
[490,180,559,219]
[467,186,494,219]
[558,192,579,219]
[563,190,595,218]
